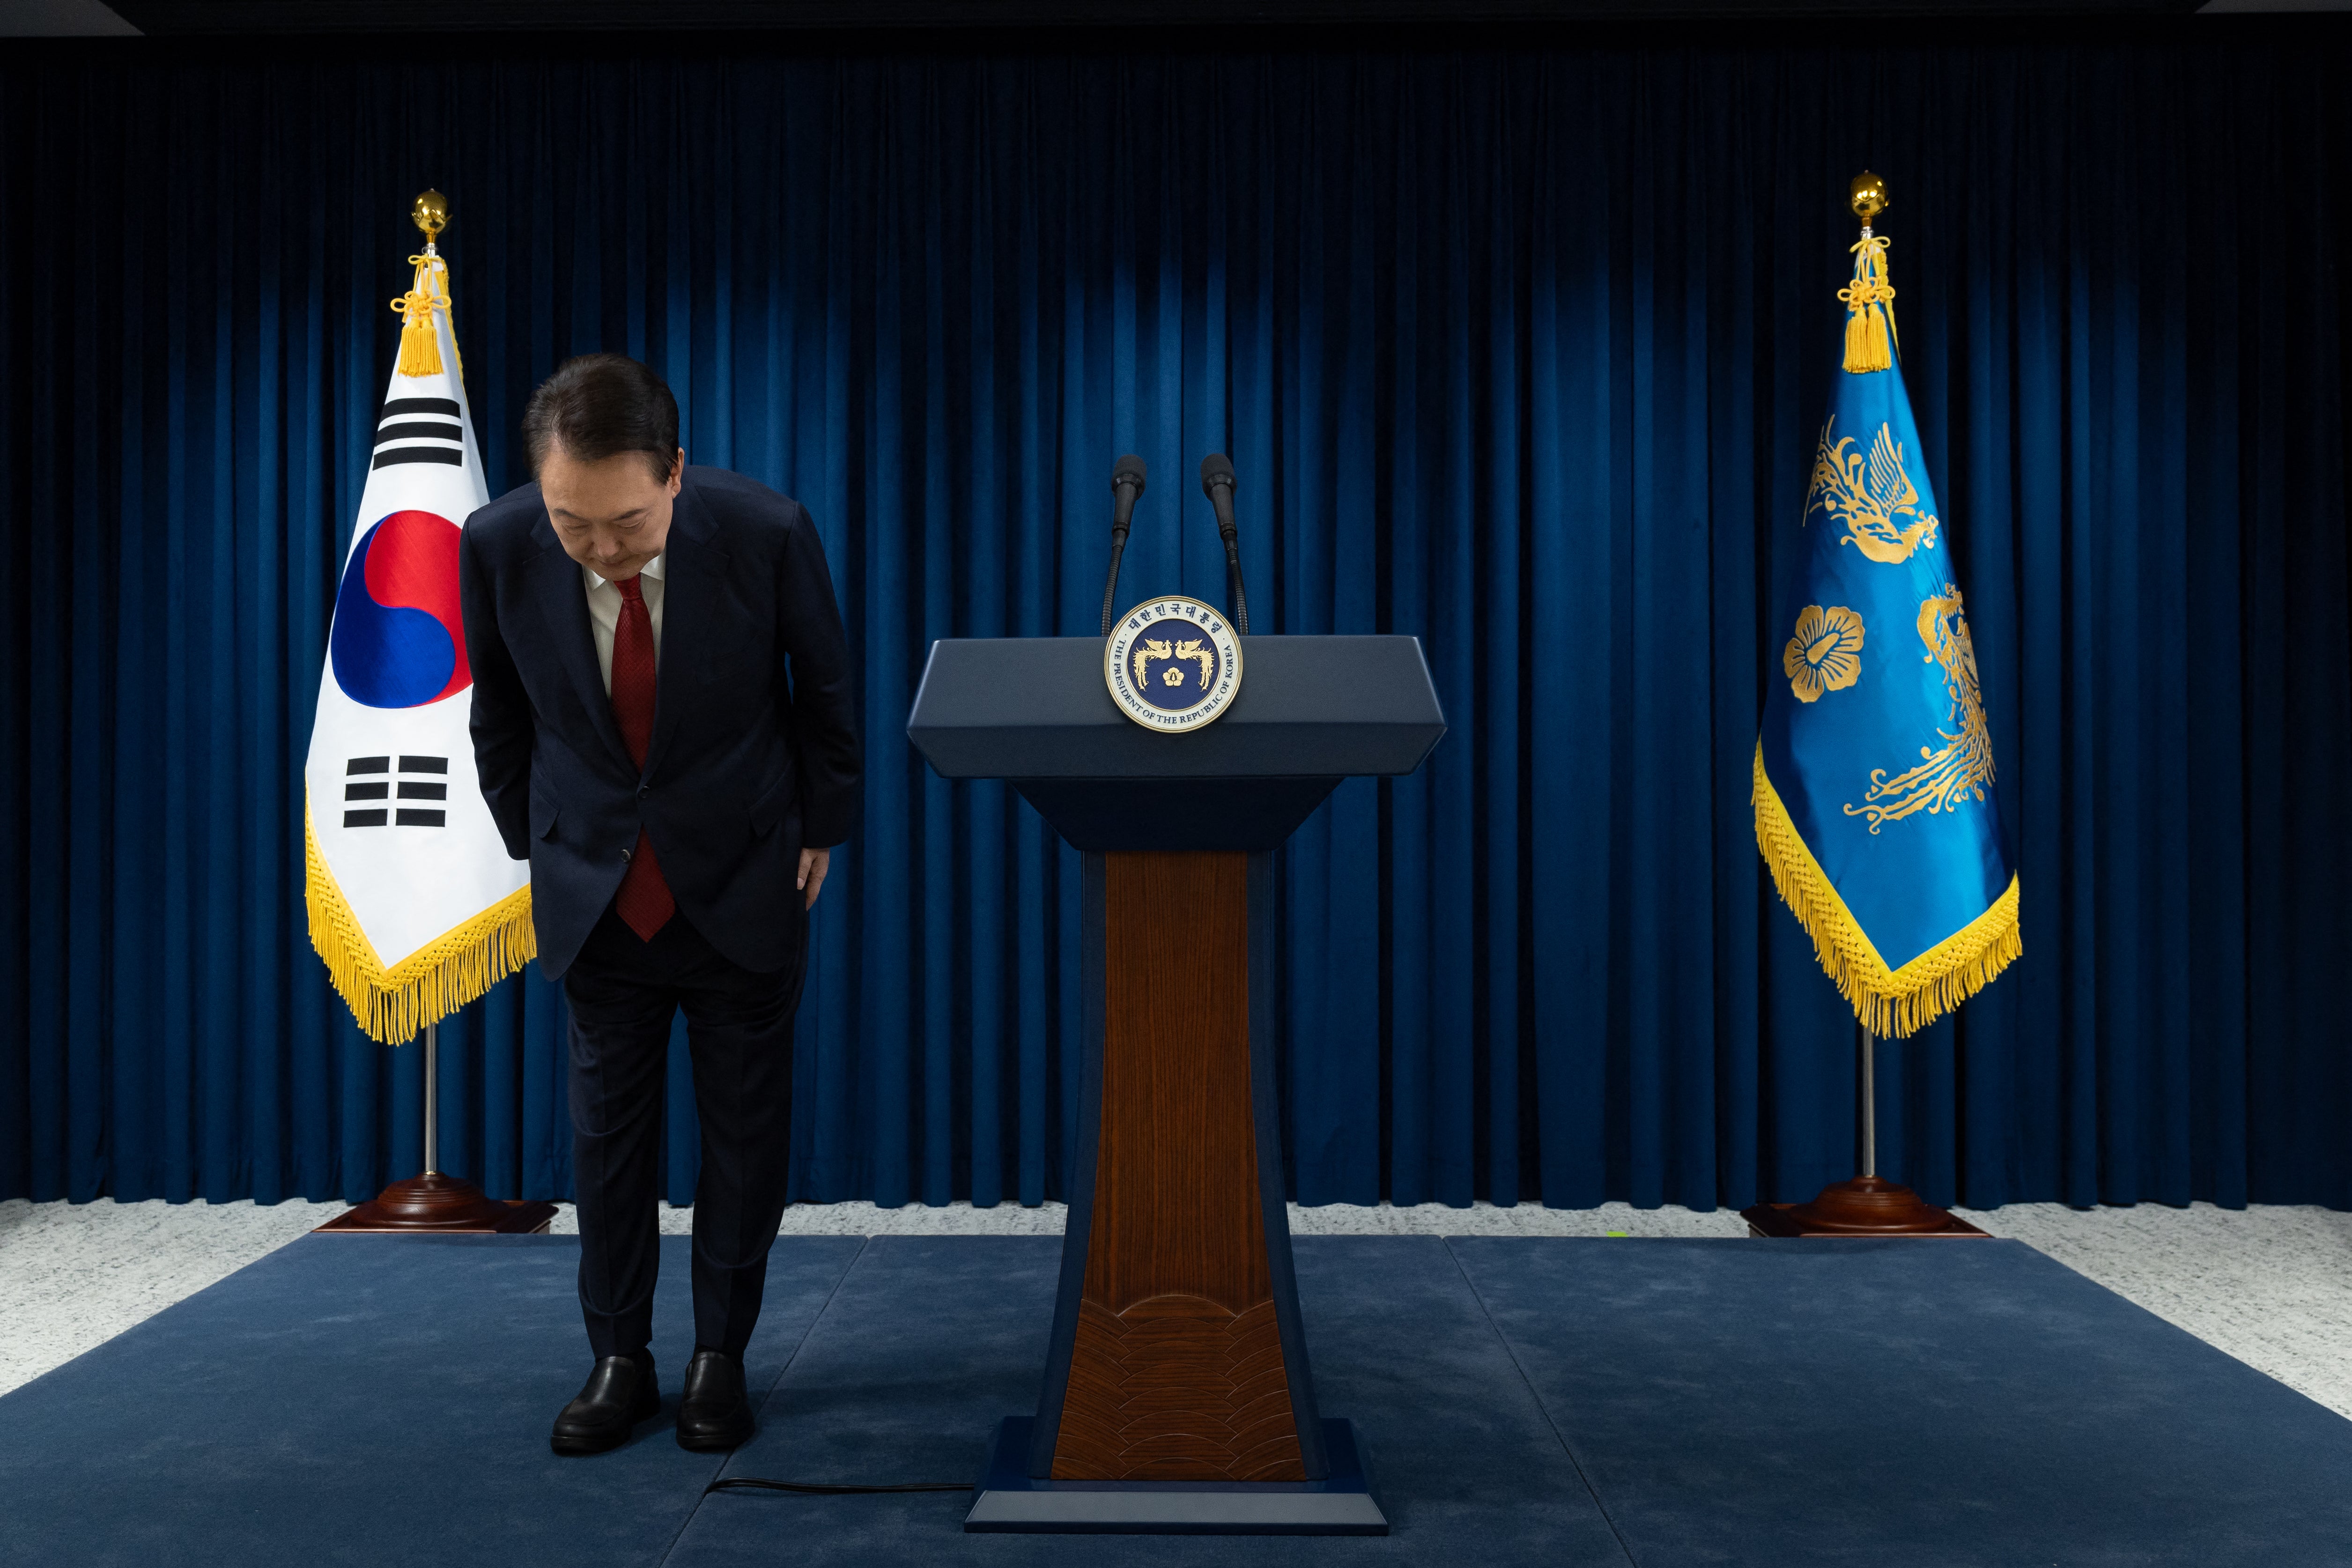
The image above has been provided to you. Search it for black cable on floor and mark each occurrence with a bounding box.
[705,1478,973,1496]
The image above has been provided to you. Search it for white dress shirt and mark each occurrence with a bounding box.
[582,555,666,696]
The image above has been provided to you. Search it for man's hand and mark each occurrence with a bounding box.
[797,846,832,910]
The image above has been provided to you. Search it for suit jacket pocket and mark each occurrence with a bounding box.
[747,769,797,840]
[529,774,561,842]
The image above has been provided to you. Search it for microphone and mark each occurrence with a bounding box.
[1198,453,1250,636]
[1100,454,1146,636]
[1111,453,1146,540]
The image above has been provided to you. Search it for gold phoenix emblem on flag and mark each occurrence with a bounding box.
[1805,416,1940,564]
[1783,605,1866,702]
[1844,585,1995,834]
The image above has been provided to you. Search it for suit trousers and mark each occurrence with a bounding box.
[562,902,803,1361]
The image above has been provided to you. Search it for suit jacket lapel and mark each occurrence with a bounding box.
[526,516,634,773]
[643,476,716,782]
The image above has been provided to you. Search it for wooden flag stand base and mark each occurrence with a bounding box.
[312,1024,557,1235]
[315,1171,556,1235]
[1740,1026,1990,1240]
[1742,1176,1987,1238]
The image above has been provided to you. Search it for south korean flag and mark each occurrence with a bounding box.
[302,244,532,1043]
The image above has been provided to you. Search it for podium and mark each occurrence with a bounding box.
[908,634,1443,1534]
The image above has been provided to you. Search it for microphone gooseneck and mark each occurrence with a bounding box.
[1101,454,1146,637]
[1198,452,1250,636]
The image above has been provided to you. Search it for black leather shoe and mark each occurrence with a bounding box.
[676,1348,756,1452]
[551,1353,660,1456]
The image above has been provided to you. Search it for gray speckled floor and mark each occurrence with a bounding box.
[4,1197,2347,1421]
[1953,1201,2352,1420]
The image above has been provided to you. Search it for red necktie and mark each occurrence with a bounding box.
[609,574,674,941]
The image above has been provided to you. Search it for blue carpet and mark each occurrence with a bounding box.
[0,1233,862,1568]
[667,1235,1626,1566]
[7,1233,2351,1566]
[1453,1237,2352,1567]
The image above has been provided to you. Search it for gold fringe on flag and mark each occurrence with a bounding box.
[1839,233,1899,374]
[1752,743,2019,1037]
[389,254,449,378]
[303,795,536,1044]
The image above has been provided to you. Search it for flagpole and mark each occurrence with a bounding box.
[1859,1025,1875,1180]
[423,1022,440,1176]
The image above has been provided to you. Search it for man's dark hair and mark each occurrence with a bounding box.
[522,354,680,484]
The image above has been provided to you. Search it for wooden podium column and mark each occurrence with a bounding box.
[1029,849,1326,1483]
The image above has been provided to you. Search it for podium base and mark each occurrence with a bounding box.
[964,1418,1387,1535]
[313,1173,557,1235]
[1742,1176,1988,1238]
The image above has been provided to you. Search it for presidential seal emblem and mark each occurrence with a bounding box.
[1104,597,1243,731]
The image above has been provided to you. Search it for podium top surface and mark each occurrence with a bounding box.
[907,636,1444,781]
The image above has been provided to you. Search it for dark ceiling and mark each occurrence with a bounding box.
[101,0,2222,32]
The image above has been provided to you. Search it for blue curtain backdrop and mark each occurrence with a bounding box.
[3,33,2348,1212]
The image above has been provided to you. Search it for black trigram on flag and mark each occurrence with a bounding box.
[371,397,465,470]
[344,754,450,827]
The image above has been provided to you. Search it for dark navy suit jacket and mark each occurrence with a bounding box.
[459,466,861,980]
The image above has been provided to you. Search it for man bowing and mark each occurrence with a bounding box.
[460,353,860,1456]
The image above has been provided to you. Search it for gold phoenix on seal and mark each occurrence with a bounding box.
[1805,416,1940,564]
[1134,637,1214,693]
[1845,585,1996,833]
[1784,605,1866,703]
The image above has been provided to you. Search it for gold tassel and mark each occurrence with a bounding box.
[304,794,536,1044]
[1752,743,2019,1037]
[391,253,455,379]
[1839,234,1898,374]
[421,252,464,379]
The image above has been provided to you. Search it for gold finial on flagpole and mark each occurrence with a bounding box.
[410,188,449,252]
[1840,171,1897,372]
[1849,170,1889,232]
[394,190,453,377]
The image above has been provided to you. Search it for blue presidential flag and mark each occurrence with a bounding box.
[1753,196,2019,1038]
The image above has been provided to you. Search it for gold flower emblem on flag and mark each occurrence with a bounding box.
[1784,605,1865,703]
[1805,416,1940,564]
